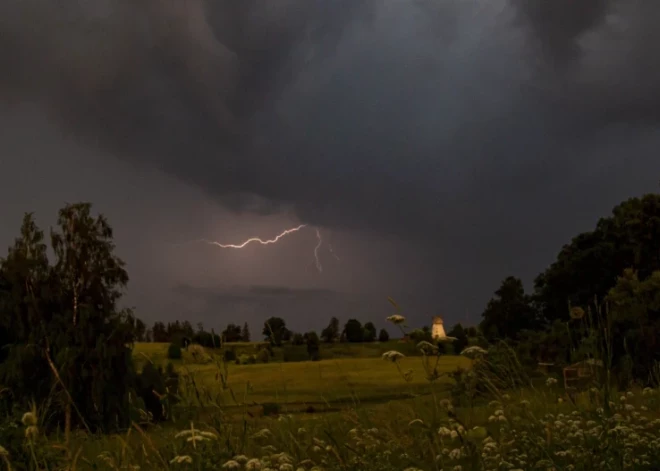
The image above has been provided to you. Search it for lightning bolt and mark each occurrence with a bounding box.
[314,228,323,272]
[180,223,340,274]
[201,224,307,248]
[328,243,340,261]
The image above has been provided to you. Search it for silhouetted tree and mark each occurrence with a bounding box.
[305,331,320,360]
[378,328,390,342]
[321,316,340,343]
[222,323,242,342]
[262,316,289,346]
[363,322,377,342]
[343,319,363,343]
[0,204,137,438]
[152,321,168,342]
[535,193,660,323]
[447,323,469,354]
[480,276,540,342]
[241,322,251,342]
[134,318,147,342]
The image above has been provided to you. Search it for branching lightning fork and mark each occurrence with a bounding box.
[203,224,307,248]
[183,223,339,273]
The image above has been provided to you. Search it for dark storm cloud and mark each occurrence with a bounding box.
[2,0,660,243]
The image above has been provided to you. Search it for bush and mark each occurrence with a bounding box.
[282,345,309,362]
[223,348,237,362]
[378,328,390,342]
[134,363,180,422]
[236,354,257,365]
[167,342,182,360]
[256,349,270,363]
[291,333,305,345]
[188,343,211,364]
[262,402,281,416]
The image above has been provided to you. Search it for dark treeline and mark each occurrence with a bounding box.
[478,193,660,386]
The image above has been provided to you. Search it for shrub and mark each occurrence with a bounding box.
[188,343,211,364]
[282,345,309,362]
[256,349,270,363]
[262,402,280,416]
[223,348,237,363]
[378,328,390,342]
[167,342,182,360]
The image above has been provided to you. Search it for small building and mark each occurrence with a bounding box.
[432,316,447,340]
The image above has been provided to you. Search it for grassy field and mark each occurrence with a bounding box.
[133,342,470,410]
[13,341,660,470]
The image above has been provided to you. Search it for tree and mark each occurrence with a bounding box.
[291,332,304,345]
[222,323,242,342]
[480,276,540,342]
[134,318,147,342]
[305,331,321,360]
[363,322,377,342]
[535,193,660,323]
[321,316,340,343]
[241,322,251,342]
[152,322,168,342]
[0,205,137,439]
[181,320,195,339]
[447,323,469,355]
[49,203,135,437]
[378,328,390,342]
[606,268,660,383]
[343,319,363,343]
[262,316,289,346]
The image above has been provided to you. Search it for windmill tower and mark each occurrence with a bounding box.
[432,316,446,339]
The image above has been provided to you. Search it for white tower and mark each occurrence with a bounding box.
[432,316,446,339]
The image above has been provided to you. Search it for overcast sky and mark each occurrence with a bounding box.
[1,0,659,335]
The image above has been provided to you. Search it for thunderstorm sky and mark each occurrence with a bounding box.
[1,0,659,334]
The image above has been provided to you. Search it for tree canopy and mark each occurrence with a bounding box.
[0,204,137,434]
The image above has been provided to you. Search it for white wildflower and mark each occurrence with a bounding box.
[386,314,406,325]
[170,455,193,464]
[382,350,405,362]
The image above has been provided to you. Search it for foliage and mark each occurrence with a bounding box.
[262,316,290,346]
[362,321,377,342]
[343,318,363,343]
[305,331,321,360]
[321,316,340,343]
[378,328,390,342]
[291,332,304,345]
[447,323,469,354]
[223,348,237,363]
[166,343,182,360]
[222,323,243,343]
[240,322,251,342]
[192,330,221,348]
[0,205,138,435]
[480,276,541,342]
[607,268,660,383]
[535,193,660,323]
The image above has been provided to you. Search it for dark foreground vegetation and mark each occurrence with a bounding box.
[0,193,659,469]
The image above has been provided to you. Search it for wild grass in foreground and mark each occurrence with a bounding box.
[5,301,660,471]
[5,343,660,471]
